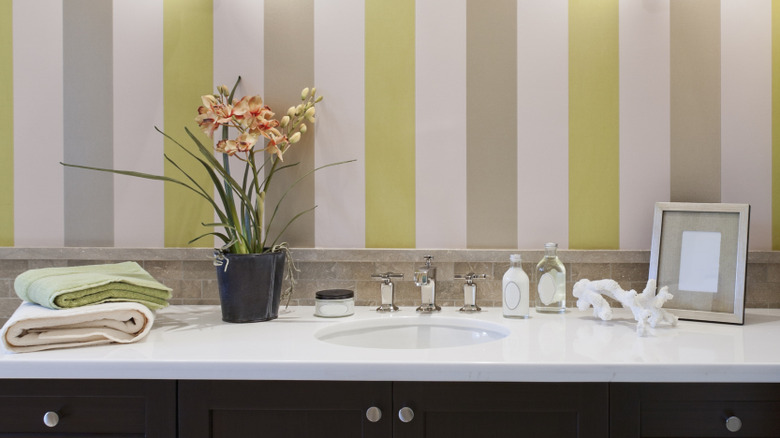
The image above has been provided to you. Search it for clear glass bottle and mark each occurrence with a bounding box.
[535,242,566,313]
[502,254,529,318]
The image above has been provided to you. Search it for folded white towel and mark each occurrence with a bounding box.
[1,302,154,353]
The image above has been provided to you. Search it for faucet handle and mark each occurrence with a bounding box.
[455,273,487,285]
[371,272,403,284]
[456,273,487,313]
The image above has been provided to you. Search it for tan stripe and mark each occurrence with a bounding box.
[264,0,315,248]
[0,0,12,246]
[670,0,721,203]
[466,0,517,249]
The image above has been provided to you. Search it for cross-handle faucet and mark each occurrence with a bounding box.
[371,272,403,312]
[414,255,440,312]
[455,272,487,313]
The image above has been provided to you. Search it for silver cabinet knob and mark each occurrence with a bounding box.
[43,411,59,428]
[366,406,382,423]
[398,406,415,423]
[725,415,742,432]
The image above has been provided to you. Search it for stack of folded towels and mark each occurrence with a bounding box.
[1,261,172,353]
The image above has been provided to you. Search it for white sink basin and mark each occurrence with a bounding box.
[315,315,510,349]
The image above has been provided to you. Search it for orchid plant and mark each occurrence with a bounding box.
[63,77,350,255]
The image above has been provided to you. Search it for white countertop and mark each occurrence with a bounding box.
[2,305,779,383]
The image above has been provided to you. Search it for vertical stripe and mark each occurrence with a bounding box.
[0,0,12,246]
[466,0,517,249]
[619,0,671,250]
[670,0,721,203]
[517,0,569,249]
[569,0,620,250]
[415,0,466,249]
[113,0,164,248]
[314,0,366,248]
[721,0,772,251]
[63,0,114,247]
[264,0,315,248]
[163,0,213,247]
[13,0,64,246]
[775,0,780,250]
[213,0,264,248]
[365,0,416,248]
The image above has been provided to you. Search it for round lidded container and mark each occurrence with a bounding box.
[314,289,355,318]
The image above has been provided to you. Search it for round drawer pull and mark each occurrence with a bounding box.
[43,411,59,428]
[725,415,742,432]
[398,406,415,423]
[366,406,382,423]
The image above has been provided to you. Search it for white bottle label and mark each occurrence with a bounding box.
[538,273,556,305]
[504,282,521,310]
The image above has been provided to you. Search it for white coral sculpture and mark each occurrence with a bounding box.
[573,278,678,337]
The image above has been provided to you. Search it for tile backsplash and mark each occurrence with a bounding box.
[1,248,779,325]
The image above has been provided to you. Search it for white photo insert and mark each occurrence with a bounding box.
[678,230,721,293]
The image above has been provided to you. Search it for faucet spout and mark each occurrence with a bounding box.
[415,255,441,312]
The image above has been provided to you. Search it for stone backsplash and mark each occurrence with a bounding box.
[1,248,779,324]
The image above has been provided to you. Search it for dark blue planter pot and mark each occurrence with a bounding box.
[215,251,286,323]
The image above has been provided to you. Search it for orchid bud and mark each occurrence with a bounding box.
[280,115,290,127]
[289,132,302,143]
[217,85,229,96]
[315,95,323,103]
[301,87,310,100]
[304,107,316,122]
[295,104,303,116]
[299,123,307,134]
[311,87,316,96]
[287,106,296,117]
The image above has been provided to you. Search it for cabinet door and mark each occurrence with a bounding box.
[611,383,780,437]
[179,380,392,438]
[392,382,608,438]
[0,379,176,437]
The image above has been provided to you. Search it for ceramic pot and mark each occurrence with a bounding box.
[215,251,286,323]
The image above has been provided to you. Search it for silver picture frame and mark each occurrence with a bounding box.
[649,202,750,324]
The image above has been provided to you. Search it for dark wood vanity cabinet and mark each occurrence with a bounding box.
[177,381,608,438]
[0,379,176,437]
[611,383,780,438]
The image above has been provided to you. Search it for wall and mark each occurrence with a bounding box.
[0,0,777,251]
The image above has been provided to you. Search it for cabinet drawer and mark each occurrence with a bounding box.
[611,383,780,438]
[642,400,780,437]
[0,379,176,437]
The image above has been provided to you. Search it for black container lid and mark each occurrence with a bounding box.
[315,289,354,300]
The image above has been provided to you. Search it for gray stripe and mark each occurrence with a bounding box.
[670,0,721,203]
[466,0,517,248]
[264,0,315,248]
[63,0,114,246]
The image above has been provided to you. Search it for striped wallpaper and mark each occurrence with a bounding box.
[1,0,777,251]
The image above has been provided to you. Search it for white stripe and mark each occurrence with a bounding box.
[113,0,164,248]
[13,0,64,246]
[314,0,366,248]
[213,0,264,247]
[517,0,569,249]
[721,0,772,250]
[619,0,671,250]
[415,0,467,249]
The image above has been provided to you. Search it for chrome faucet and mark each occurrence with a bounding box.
[371,272,403,312]
[455,272,487,313]
[414,255,440,312]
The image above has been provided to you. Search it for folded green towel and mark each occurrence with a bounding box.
[14,261,173,310]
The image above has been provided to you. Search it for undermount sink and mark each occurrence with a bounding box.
[314,315,510,349]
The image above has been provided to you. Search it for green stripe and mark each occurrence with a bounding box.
[568,0,620,249]
[0,0,12,246]
[163,0,213,247]
[365,0,415,248]
[774,0,780,249]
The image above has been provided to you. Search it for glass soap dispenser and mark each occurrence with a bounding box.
[535,242,566,313]
[502,254,529,318]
